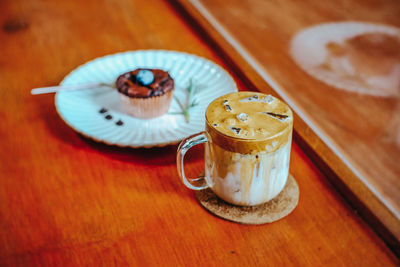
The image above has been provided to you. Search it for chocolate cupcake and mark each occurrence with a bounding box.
[116,69,174,118]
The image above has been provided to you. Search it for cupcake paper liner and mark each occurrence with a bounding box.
[119,90,174,119]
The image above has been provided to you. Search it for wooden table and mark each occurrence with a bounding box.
[0,0,398,265]
[175,0,400,255]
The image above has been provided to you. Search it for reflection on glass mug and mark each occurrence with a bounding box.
[177,91,293,206]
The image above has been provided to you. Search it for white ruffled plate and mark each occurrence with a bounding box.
[55,50,237,147]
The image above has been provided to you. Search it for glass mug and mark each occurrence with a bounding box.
[177,91,293,206]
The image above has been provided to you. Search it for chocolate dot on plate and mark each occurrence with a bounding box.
[105,115,112,120]
[116,120,124,126]
[99,108,108,114]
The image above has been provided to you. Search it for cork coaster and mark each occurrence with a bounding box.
[194,174,299,224]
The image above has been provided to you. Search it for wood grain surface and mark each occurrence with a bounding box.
[0,0,398,265]
[175,0,400,252]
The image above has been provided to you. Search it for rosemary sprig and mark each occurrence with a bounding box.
[172,79,199,123]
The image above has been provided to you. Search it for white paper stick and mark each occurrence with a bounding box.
[31,82,112,95]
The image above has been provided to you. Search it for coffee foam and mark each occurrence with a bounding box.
[206,92,293,154]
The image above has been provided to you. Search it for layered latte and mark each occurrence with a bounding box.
[204,92,293,206]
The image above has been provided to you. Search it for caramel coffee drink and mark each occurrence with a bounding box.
[177,91,293,206]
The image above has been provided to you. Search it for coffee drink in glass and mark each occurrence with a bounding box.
[177,91,293,206]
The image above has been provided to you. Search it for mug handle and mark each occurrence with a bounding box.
[177,132,209,190]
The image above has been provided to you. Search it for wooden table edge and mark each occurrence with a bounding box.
[169,0,400,257]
